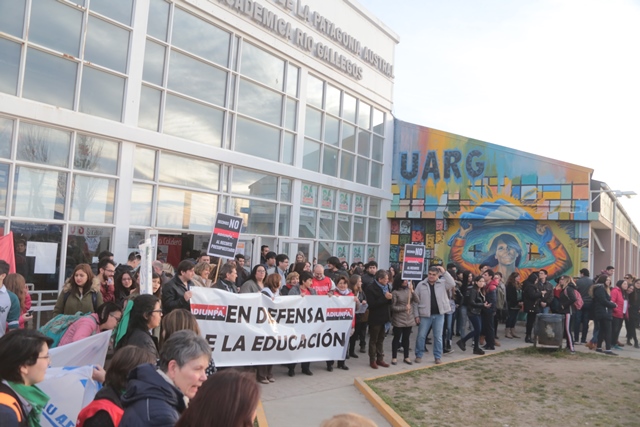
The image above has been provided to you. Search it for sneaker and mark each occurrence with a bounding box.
[595,348,603,353]
[482,345,495,351]
[613,345,624,351]
[473,347,485,355]
[443,348,454,355]
[456,340,466,352]
[604,350,618,356]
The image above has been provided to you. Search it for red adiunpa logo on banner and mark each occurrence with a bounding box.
[192,304,227,321]
[325,308,354,321]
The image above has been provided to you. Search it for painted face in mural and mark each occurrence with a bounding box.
[495,240,518,267]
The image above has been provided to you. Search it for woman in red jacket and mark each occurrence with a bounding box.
[610,279,628,351]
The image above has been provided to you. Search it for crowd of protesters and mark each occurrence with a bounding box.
[2,240,640,427]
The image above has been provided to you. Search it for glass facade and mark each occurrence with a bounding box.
[0,0,392,291]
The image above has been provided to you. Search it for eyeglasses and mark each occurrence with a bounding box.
[151,310,163,315]
[38,354,51,360]
[109,314,122,322]
[105,269,115,274]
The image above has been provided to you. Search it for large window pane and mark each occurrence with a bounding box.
[80,67,125,121]
[320,188,335,210]
[324,115,339,146]
[163,94,223,146]
[147,0,170,41]
[358,101,371,129]
[157,187,218,231]
[138,85,161,131]
[369,198,381,217]
[368,219,380,243]
[131,183,153,226]
[306,74,323,108]
[10,222,63,290]
[0,0,25,37]
[322,146,338,177]
[342,93,356,123]
[67,226,112,273]
[304,108,321,140]
[74,135,119,175]
[85,16,129,73]
[134,146,156,180]
[356,157,369,185]
[326,85,341,116]
[13,166,66,220]
[358,130,371,157]
[0,38,21,96]
[168,50,226,106]
[286,64,298,97]
[0,163,9,215]
[319,212,335,240]
[235,117,280,162]
[17,123,70,167]
[0,117,12,159]
[143,40,165,85]
[354,195,367,215]
[159,152,219,191]
[240,42,284,91]
[90,0,134,26]
[339,192,352,213]
[337,214,351,241]
[367,246,378,262]
[232,168,277,200]
[281,178,292,202]
[231,197,276,235]
[237,79,283,126]
[371,162,382,188]
[342,123,355,152]
[317,242,333,266]
[299,208,316,238]
[279,205,291,236]
[302,139,320,172]
[283,132,294,165]
[353,216,365,242]
[29,0,83,56]
[352,244,364,263]
[373,108,384,134]
[340,152,354,181]
[71,175,115,223]
[172,8,230,66]
[372,135,384,161]
[24,48,77,109]
[285,98,297,131]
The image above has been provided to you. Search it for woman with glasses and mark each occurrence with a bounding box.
[0,329,53,427]
[58,302,122,347]
[239,265,267,294]
[115,294,162,360]
[114,271,139,310]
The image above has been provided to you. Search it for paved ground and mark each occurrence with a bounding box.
[261,322,640,426]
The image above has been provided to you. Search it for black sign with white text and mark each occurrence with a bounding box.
[402,244,425,281]
[207,213,243,259]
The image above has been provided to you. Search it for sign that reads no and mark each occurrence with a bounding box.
[402,244,425,281]
[207,213,243,259]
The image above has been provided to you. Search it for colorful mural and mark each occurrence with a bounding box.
[389,120,596,278]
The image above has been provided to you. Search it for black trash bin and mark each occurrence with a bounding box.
[533,313,563,348]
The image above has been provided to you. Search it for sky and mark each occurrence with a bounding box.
[358,0,640,227]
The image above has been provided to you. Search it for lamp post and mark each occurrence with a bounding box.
[610,190,637,272]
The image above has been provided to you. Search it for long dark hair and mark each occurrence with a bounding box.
[481,234,523,268]
[106,345,156,392]
[175,369,260,427]
[69,263,95,294]
[249,264,267,284]
[506,272,521,290]
[117,294,159,350]
[391,274,406,291]
[114,270,137,303]
[96,302,122,326]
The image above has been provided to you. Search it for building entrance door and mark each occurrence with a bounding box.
[278,239,314,266]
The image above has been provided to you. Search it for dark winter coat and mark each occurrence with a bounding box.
[523,280,542,313]
[117,328,159,360]
[575,276,594,305]
[161,276,192,315]
[77,385,123,427]
[119,364,186,427]
[506,283,522,310]
[467,287,486,316]
[557,284,578,315]
[364,281,392,326]
[592,284,617,321]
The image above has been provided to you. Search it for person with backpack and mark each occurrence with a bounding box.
[57,302,121,347]
[557,275,578,353]
[53,264,103,316]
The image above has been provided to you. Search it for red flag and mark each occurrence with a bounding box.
[0,231,17,274]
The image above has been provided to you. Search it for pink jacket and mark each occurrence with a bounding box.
[610,287,626,319]
[59,313,101,346]
[18,292,33,329]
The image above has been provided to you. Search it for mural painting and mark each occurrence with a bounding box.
[389,120,595,278]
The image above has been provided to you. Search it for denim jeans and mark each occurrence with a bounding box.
[443,312,454,345]
[573,304,591,342]
[461,314,482,349]
[457,305,468,335]
[415,314,445,359]
[541,306,550,314]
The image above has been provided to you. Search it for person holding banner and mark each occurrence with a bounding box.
[326,275,359,372]
[162,260,195,315]
[76,345,157,427]
[256,274,281,384]
[286,271,316,376]
[0,329,53,427]
[240,265,267,294]
[213,264,239,293]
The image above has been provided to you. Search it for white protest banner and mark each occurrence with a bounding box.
[191,287,355,367]
[40,366,100,427]
[49,330,111,368]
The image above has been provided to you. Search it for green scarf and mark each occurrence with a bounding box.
[7,382,49,427]
[114,298,134,347]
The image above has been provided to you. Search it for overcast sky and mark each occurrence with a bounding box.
[358,0,640,227]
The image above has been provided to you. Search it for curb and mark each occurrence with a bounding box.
[256,401,269,427]
[354,377,410,427]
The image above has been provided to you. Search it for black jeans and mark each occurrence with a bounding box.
[573,304,591,343]
[392,326,412,359]
[597,318,612,350]
[368,323,386,361]
[626,316,638,345]
[611,317,624,346]
[526,311,537,337]
[506,308,519,328]
[462,314,482,349]
[481,310,495,346]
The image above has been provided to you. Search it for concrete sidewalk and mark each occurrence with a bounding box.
[261,322,640,426]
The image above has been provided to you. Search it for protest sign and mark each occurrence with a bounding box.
[191,287,355,367]
[49,330,111,368]
[40,366,100,427]
[207,213,243,259]
[402,244,425,280]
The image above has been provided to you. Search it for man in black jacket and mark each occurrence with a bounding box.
[364,269,392,369]
[161,260,195,315]
[213,263,238,293]
[574,268,593,344]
